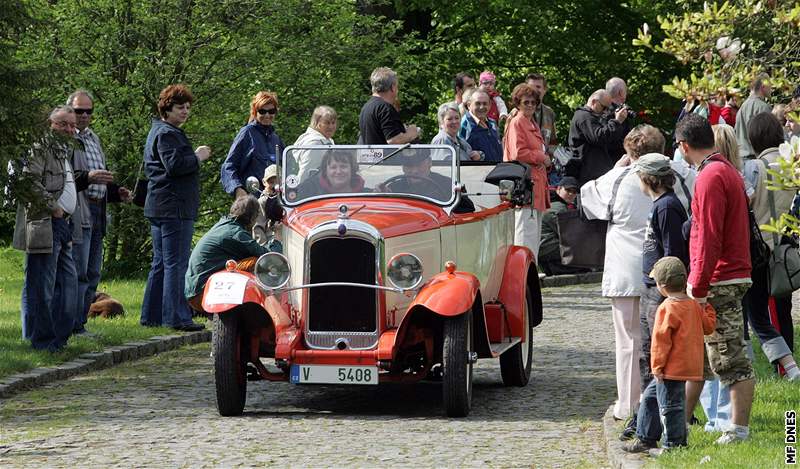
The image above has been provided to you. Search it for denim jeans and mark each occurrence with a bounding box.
[639,285,665,392]
[636,378,687,448]
[699,378,732,432]
[141,217,194,328]
[73,202,104,332]
[21,217,76,351]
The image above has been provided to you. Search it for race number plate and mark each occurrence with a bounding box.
[290,365,378,385]
[204,273,248,305]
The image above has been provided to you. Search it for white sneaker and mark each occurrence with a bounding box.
[715,430,748,444]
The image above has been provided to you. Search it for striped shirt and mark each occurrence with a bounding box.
[75,128,107,199]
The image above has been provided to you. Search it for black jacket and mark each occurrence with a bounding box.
[142,118,200,219]
[567,107,625,186]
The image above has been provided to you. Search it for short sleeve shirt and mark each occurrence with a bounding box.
[357,96,405,144]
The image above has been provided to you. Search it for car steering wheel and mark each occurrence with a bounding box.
[381,175,448,199]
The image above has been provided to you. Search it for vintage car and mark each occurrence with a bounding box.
[202,144,543,417]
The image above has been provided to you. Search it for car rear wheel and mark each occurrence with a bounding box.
[499,286,533,386]
[214,313,247,416]
[442,309,473,417]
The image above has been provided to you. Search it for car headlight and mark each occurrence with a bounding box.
[254,252,291,290]
[386,253,424,290]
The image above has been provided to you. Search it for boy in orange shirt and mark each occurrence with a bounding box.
[623,257,716,455]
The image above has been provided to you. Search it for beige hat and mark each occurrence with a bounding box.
[635,153,672,176]
[650,256,687,291]
[263,164,278,183]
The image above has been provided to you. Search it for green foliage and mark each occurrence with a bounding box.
[11,0,410,276]
[636,0,800,100]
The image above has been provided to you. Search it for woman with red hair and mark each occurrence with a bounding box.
[221,91,286,198]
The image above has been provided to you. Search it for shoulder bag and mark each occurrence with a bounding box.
[763,158,800,297]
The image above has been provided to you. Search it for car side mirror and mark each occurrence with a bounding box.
[498,180,514,201]
[245,176,262,196]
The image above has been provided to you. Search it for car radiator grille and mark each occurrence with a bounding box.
[306,237,378,349]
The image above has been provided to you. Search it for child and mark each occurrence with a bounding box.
[620,152,693,441]
[623,256,716,455]
[479,71,508,123]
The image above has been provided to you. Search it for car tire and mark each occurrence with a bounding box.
[499,286,533,386]
[214,313,247,416]
[442,309,473,417]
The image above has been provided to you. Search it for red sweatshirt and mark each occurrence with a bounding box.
[688,154,751,298]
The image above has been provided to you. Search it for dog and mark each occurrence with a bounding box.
[88,292,125,319]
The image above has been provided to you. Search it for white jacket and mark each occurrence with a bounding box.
[293,127,334,181]
[581,159,695,297]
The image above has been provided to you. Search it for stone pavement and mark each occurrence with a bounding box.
[0,283,616,468]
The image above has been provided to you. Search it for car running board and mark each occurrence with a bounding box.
[489,337,522,357]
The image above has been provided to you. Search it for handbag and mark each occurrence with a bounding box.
[132,161,147,208]
[484,161,532,206]
[556,209,607,268]
[763,158,800,297]
[553,145,581,178]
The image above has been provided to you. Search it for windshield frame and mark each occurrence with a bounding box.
[280,144,460,208]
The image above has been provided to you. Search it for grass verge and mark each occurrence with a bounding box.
[0,247,206,379]
[649,329,800,469]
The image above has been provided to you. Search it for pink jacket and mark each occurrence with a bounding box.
[503,113,550,212]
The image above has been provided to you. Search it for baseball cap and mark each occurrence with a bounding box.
[558,176,578,190]
[263,164,278,182]
[635,153,672,176]
[649,256,687,291]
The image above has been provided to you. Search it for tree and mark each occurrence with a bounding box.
[13,0,411,275]
[635,0,800,101]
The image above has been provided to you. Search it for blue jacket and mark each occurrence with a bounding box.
[143,118,200,220]
[221,122,285,194]
[458,112,502,162]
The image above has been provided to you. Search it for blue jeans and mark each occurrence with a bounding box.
[141,217,194,328]
[21,217,76,351]
[636,378,687,448]
[699,379,732,432]
[74,202,104,332]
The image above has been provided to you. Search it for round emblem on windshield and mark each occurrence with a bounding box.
[285,174,299,189]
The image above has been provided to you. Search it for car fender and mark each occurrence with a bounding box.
[383,271,484,361]
[497,245,542,338]
[201,271,292,328]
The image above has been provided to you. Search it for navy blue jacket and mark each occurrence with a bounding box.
[221,122,285,194]
[143,118,200,220]
[642,191,689,287]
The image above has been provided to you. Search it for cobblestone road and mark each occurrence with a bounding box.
[0,284,615,468]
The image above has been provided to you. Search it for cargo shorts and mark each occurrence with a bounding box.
[702,283,755,386]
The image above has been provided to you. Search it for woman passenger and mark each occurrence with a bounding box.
[293,106,337,180]
[295,150,365,198]
[431,103,482,161]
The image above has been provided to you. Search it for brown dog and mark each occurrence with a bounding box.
[88,292,125,319]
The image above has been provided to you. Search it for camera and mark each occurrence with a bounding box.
[621,104,638,119]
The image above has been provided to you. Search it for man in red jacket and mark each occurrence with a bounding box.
[675,113,755,445]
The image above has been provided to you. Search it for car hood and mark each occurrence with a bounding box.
[285,198,449,238]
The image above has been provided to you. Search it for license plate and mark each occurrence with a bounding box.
[290,365,378,385]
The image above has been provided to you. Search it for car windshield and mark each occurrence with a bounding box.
[281,145,457,207]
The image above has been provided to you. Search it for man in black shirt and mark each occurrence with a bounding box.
[358,67,420,145]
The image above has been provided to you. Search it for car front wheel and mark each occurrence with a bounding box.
[499,286,533,386]
[442,309,473,417]
[214,313,248,416]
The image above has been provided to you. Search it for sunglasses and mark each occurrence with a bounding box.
[521,99,536,105]
[257,108,277,115]
[74,108,93,115]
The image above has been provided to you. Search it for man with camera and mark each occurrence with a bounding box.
[605,77,635,160]
[568,89,629,186]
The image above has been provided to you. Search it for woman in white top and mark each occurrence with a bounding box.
[581,125,695,420]
[293,106,337,181]
[431,102,482,161]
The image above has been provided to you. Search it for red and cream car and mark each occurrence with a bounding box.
[203,145,543,417]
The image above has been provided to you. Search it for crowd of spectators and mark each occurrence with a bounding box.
[10,66,800,454]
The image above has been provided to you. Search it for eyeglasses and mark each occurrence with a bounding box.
[74,108,93,115]
[521,99,536,105]
[257,108,277,115]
